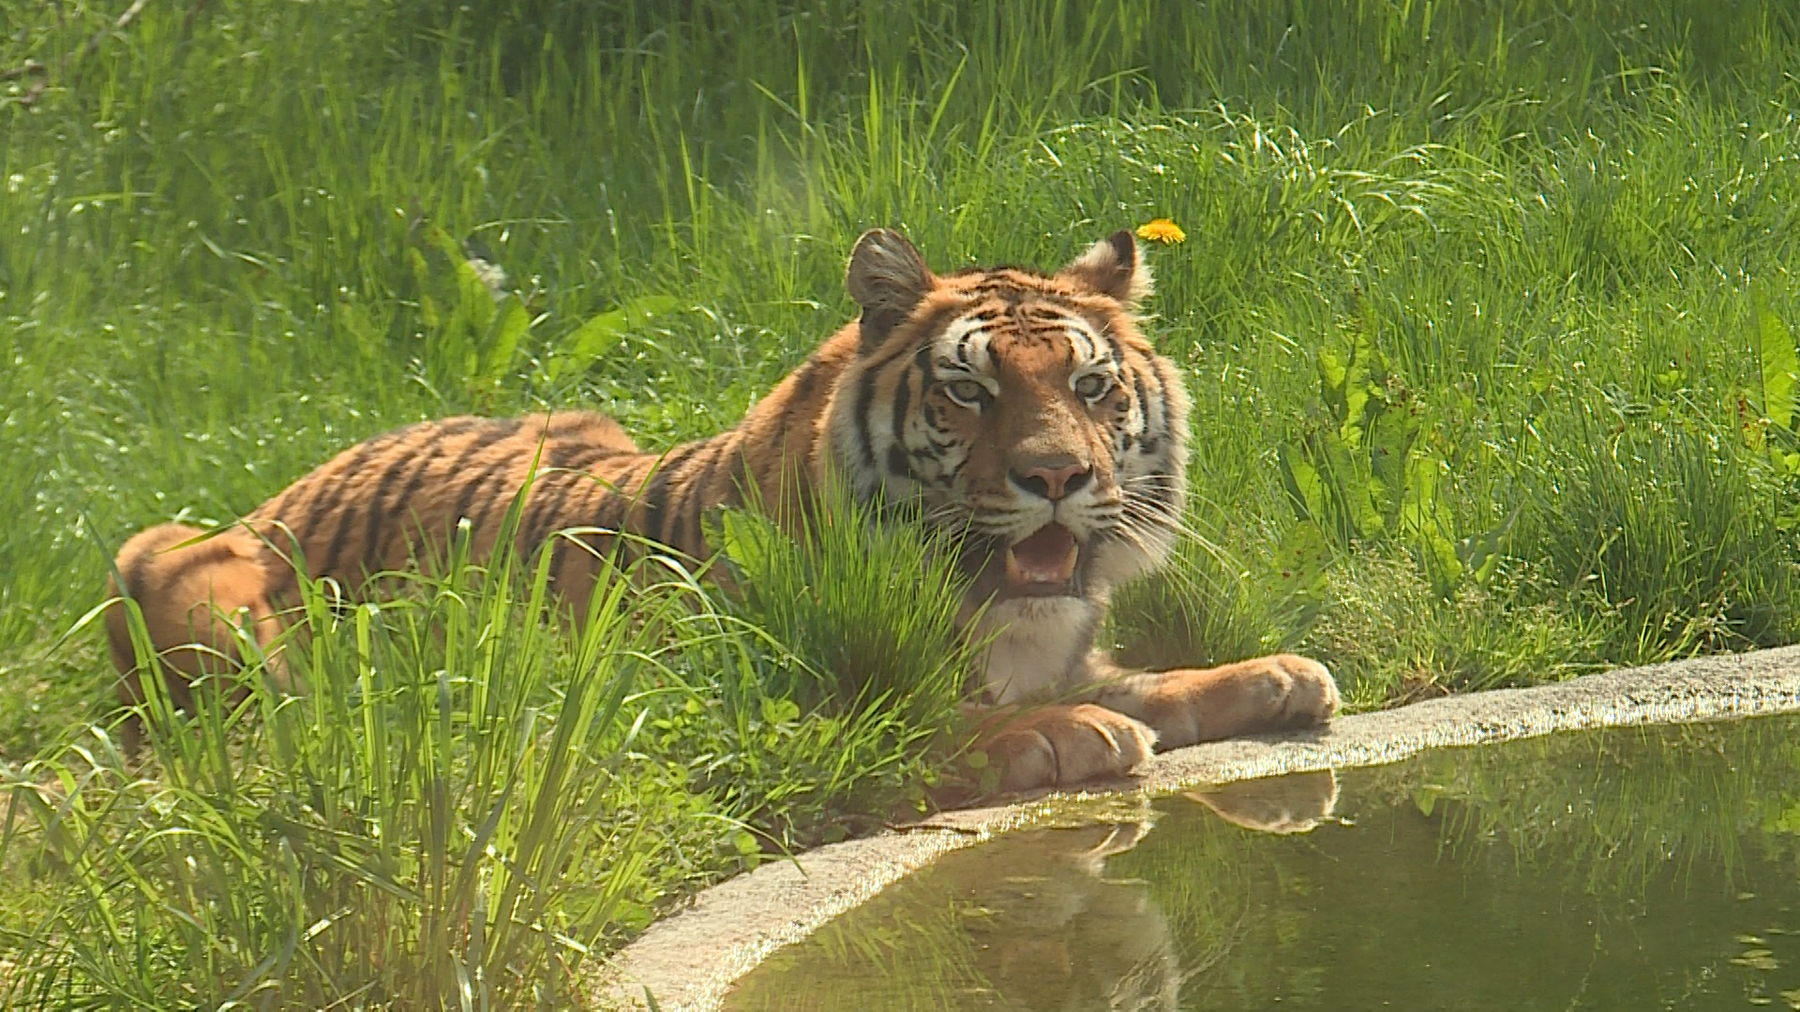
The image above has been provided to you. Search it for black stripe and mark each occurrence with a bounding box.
[288,432,398,545]
[851,329,935,477]
[852,366,880,475]
[459,459,517,537]
[440,420,529,526]
[954,329,975,367]
[691,437,730,505]
[1142,471,1179,511]
[441,421,523,483]
[546,482,601,589]
[885,445,913,480]
[436,417,486,439]
[1133,374,1152,438]
[1103,328,1125,366]
[890,353,918,451]
[675,440,729,554]
[588,458,643,535]
[547,529,574,589]
[122,541,155,600]
[262,555,302,612]
[297,421,444,568]
[319,468,390,579]
[377,439,461,565]
[551,440,630,473]
[362,440,450,573]
[787,356,823,404]
[723,441,750,506]
[638,444,705,548]
[522,472,582,551]
[548,527,604,595]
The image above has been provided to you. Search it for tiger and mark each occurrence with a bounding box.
[104,228,1339,792]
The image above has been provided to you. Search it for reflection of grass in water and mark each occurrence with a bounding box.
[1389,719,1800,895]
[1112,715,1800,1007]
[726,845,992,1010]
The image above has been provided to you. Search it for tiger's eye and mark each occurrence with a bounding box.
[1073,373,1113,399]
[944,379,989,406]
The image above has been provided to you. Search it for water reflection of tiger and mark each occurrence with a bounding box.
[728,772,1340,1010]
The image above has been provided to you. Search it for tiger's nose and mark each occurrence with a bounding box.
[1012,460,1093,501]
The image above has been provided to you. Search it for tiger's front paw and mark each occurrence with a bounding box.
[978,703,1157,794]
[1125,653,1340,750]
[1252,653,1340,729]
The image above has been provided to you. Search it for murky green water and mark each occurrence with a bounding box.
[726,715,1800,1010]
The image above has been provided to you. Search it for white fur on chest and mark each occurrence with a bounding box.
[969,596,1102,704]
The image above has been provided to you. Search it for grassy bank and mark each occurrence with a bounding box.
[4,0,1800,1004]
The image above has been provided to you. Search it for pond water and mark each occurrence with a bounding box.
[726,714,1800,1010]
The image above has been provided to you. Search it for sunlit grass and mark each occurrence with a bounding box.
[4,0,1800,1000]
[1,487,971,1005]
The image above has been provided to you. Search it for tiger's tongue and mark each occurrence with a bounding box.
[1004,524,1078,586]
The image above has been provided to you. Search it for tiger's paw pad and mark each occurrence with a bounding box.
[984,704,1156,794]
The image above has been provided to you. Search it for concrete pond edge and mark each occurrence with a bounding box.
[599,644,1800,1010]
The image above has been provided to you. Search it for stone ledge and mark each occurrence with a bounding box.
[600,644,1800,1010]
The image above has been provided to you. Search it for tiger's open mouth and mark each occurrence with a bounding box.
[1002,523,1080,596]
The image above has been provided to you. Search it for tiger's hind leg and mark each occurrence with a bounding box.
[105,523,289,752]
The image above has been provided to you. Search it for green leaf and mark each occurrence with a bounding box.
[551,295,683,380]
[1455,506,1518,587]
[1272,520,1332,601]
[1317,340,1349,395]
[476,295,531,385]
[1401,451,1462,594]
[1317,428,1382,539]
[407,248,439,328]
[1768,802,1800,835]
[759,695,800,727]
[1756,286,1796,431]
[1367,404,1420,530]
[1277,444,1327,524]
[451,253,499,335]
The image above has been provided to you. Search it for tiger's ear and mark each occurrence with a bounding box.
[1058,230,1152,307]
[847,228,935,349]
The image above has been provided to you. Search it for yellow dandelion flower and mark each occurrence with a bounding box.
[1136,218,1186,244]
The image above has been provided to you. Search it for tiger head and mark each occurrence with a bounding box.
[825,229,1190,691]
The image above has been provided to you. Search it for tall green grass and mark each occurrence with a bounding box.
[6,541,708,1005]
[2,483,974,1005]
[6,0,1800,1000]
